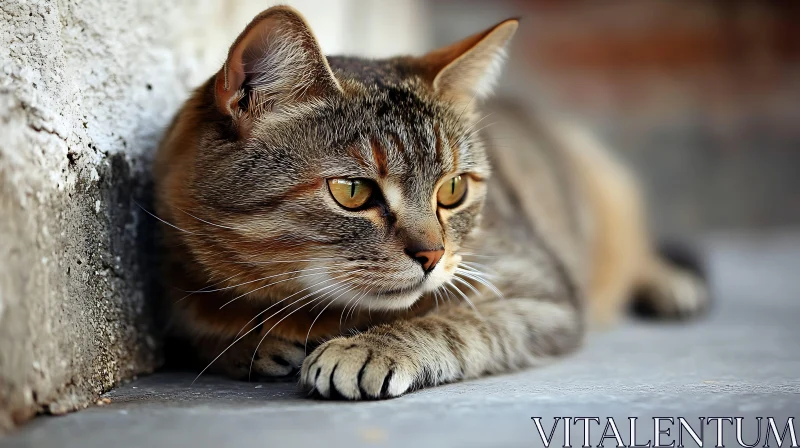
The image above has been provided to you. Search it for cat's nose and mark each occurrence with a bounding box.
[405,247,445,273]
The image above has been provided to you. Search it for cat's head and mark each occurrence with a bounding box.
[166,6,516,311]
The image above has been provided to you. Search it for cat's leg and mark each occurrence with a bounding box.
[299,298,582,399]
[192,331,307,380]
[631,246,710,320]
[556,122,709,322]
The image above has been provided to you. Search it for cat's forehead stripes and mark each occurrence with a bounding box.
[433,123,445,166]
[369,136,389,177]
[361,129,430,179]
[388,132,406,157]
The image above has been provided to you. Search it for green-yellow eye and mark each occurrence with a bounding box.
[437,174,467,208]
[327,178,374,210]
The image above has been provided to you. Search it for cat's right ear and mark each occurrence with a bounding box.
[417,18,518,110]
[214,6,341,128]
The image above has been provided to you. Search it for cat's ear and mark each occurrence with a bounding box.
[214,6,341,121]
[419,18,518,107]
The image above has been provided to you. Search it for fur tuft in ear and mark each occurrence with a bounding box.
[418,18,518,108]
[214,6,341,125]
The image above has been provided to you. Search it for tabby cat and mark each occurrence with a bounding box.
[154,6,708,399]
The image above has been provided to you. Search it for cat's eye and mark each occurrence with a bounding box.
[437,174,468,208]
[327,178,374,210]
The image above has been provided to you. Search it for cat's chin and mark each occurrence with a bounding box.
[357,276,451,311]
[361,267,457,311]
[357,281,428,311]
[364,290,424,311]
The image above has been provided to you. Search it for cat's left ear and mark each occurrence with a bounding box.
[214,6,342,125]
[419,18,518,107]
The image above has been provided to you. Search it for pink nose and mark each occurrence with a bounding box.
[406,248,445,273]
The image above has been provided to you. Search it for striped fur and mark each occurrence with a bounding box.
[154,6,709,398]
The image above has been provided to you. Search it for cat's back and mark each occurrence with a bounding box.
[478,99,647,304]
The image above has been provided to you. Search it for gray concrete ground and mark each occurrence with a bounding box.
[3,233,799,448]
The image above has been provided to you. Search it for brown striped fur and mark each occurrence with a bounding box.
[154,6,708,397]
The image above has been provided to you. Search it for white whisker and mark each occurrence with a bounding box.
[232,269,361,339]
[447,281,481,316]
[248,277,357,378]
[177,207,240,231]
[134,200,194,234]
[346,289,368,322]
[455,112,494,147]
[459,252,497,259]
[186,267,326,295]
[461,261,499,274]
[194,271,363,383]
[219,269,333,308]
[456,268,504,299]
[176,273,241,303]
[453,275,483,298]
[304,286,359,355]
[233,257,337,265]
[458,264,498,279]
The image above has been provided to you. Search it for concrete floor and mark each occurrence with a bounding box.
[3,233,799,448]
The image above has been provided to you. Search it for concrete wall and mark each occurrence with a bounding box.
[0,0,426,430]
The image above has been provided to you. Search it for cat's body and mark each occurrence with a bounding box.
[154,6,708,399]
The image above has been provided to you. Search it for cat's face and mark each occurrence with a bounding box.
[183,7,516,311]
[199,81,490,310]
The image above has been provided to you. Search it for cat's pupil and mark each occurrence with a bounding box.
[451,178,456,194]
[350,182,356,198]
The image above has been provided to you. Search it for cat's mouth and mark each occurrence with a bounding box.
[363,254,459,308]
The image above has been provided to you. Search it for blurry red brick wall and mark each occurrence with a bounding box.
[428,0,800,234]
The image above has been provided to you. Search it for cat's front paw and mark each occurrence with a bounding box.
[214,335,307,380]
[299,335,418,400]
[251,337,307,378]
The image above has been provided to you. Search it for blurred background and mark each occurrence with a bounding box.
[265,0,800,237]
[430,0,800,237]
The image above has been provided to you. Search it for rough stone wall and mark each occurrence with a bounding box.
[0,0,426,431]
[0,0,250,431]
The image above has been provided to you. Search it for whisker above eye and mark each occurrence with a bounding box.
[456,121,497,148]
[455,112,494,145]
